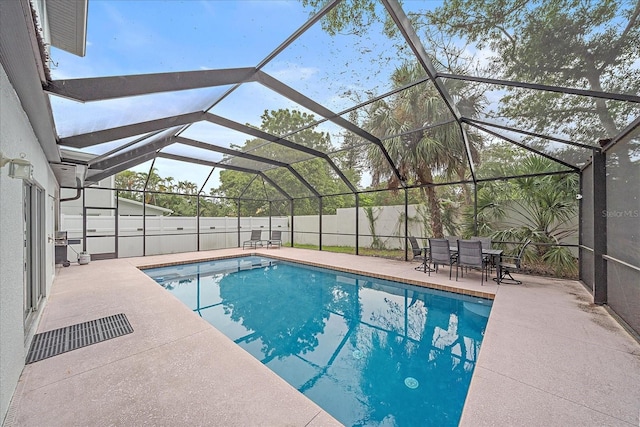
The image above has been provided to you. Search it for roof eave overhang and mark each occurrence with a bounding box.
[0,0,60,163]
[47,0,88,57]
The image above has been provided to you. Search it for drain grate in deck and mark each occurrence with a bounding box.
[26,313,133,364]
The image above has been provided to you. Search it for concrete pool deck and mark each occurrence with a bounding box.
[5,248,640,426]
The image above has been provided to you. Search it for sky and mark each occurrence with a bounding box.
[50,0,429,192]
[48,1,639,192]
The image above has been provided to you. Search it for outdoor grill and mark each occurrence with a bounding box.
[54,231,71,267]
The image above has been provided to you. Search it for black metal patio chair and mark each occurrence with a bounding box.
[496,239,531,284]
[266,230,282,249]
[445,235,461,247]
[472,236,493,272]
[409,236,428,272]
[456,239,489,285]
[243,230,263,249]
[428,238,455,278]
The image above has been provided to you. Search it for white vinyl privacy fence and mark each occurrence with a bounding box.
[60,203,577,261]
[61,215,290,259]
[59,205,426,260]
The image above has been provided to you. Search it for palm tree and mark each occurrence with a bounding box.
[365,62,479,237]
[176,180,198,195]
[464,154,579,276]
[138,168,164,205]
[115,170,142,201]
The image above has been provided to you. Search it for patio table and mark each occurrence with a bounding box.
[421,246,503,281]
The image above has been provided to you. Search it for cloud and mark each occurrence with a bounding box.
[269,63,319,84]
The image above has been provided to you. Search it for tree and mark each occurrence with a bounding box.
[364,62,480,237]
[301,0,639,160]
[335,109,367,186]
[115,170,143,202]
[114,168,224,216]
[423,0,640,156]
[213,109,353,215]
[463,146,579,276]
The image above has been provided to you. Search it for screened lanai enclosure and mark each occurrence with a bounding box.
[48,0,638,335]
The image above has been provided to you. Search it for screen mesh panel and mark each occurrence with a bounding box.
[605,135,639,332]
[606,260,640,334]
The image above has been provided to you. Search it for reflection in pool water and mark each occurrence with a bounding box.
[144,256,492,427]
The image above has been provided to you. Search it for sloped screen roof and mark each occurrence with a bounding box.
[46,0,639,200]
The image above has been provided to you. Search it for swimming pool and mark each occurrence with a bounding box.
[144,256,492,426]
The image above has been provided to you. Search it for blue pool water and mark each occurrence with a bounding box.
[144,256,492,427]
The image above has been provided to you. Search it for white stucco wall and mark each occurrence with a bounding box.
[0,63,57,423]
